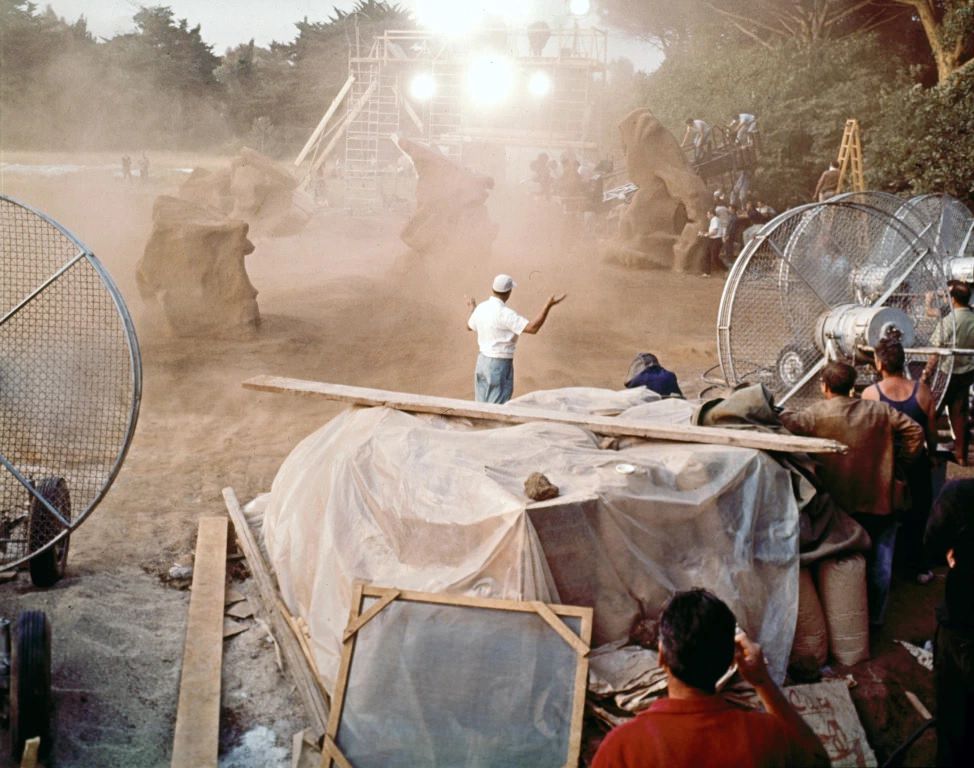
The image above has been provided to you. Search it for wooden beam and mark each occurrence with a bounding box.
[222,487,331,739]
[171,517,228,768]
[311,80,378,175]
[241,376,848,454]
[294,76,355,167]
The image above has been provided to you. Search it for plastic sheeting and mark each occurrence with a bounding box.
[261,388,800,691]
[330,596,585,767]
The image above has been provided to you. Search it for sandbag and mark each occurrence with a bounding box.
[790,567,828,668]
[817,554,870,666]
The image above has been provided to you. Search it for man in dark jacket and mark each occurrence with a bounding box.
[624,353,683,397]
[780,361,924,626]
[925,479,974,766]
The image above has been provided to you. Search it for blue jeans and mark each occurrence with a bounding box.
[474,354,514,404]
[854,514,899,627]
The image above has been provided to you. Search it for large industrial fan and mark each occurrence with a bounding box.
[906,192,974,282]
[0,195,141,587]
[717,199,956,408]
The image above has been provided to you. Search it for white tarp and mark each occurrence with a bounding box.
[261,388,800,691]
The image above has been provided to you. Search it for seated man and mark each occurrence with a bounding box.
[593,589,828,768]
[924,479,974,767]
[780,361,925,626]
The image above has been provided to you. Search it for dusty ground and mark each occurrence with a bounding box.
[0,152,969,766]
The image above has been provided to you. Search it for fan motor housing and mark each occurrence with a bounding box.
[949,257,974,284]
[815,304,915,361]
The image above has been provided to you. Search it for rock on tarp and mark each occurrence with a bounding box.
[259,387,800,692]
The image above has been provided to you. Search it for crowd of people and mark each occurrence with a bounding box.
[699,192,778,276]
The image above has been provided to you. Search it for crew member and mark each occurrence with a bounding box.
[593,589,829,768]
[466,274,565,404]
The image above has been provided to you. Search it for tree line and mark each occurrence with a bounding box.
[1,0,971,203]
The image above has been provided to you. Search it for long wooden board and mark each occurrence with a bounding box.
[242,375,847,454]
[171,517,228,768]
[222,488,331,739]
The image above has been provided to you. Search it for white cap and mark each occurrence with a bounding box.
[492,274,516,292]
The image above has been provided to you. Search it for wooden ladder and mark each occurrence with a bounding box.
[835,118,865,194]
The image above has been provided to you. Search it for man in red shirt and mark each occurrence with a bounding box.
[593,589,829,768]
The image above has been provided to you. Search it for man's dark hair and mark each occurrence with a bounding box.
[822,361,856,395]
[686,117,694,125]
[949,282,972,305]
[659,589,736,693]
[925,479,974,563]
[875,336,905,375]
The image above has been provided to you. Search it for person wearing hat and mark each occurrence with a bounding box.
[923,280,974,466]
[466,275,566,404]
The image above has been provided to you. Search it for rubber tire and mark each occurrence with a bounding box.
[27,477,71,588]
[9,610,52,762]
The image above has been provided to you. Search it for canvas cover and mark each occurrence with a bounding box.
[261,387,800,691]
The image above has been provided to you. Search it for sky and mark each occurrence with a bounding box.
[43,0,664,71]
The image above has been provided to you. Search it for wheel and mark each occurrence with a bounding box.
[9,610,52,762]
[27,477,71,588]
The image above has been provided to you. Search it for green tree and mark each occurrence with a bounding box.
[870,69,974,199]
[634,33,910,206]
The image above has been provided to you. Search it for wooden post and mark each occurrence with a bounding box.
[171,517,228,768]
[240,376,848,455]
[310,80,378,176]
[294,76,355,167]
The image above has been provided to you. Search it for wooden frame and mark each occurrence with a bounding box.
[321,584,593,768]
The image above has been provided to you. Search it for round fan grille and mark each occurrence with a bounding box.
[0,196,141,571]
[908,193,973,262]
[718,200,953,410]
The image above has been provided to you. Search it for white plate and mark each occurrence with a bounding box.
[615,463,636,474]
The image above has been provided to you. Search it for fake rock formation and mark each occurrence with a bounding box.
[136,196,260,335]
[605,108,710,272]
[397,136,498,257]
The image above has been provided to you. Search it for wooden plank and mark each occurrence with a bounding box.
[242,376,848,455]
[20,737,39,768]
[530,600,590,657]
[905,690,932,721]
[171,517,228,768]
[295,75,355,167]
[310,80,378,175]
[222,487,331,740]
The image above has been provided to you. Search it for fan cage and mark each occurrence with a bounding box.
[717,200,955,410]
[0,195,142,571]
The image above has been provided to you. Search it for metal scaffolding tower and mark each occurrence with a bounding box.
[295,25,608,213]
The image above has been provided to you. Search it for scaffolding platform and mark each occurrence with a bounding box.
[296,25,608,213]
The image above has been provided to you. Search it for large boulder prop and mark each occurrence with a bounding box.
[137,195,260,335]
[397,136,498,257]
[178,147,308,237]
[603,108,710,272]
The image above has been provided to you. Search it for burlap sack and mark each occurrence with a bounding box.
[817,554,870,665]
[790,566,828,668]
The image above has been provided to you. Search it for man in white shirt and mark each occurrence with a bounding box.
[728,112,758,145]
[466,274,566,403]
[681,118,712,163]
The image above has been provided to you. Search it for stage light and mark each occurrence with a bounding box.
[415,0,480,36]
[465,54,515,107]
[409,72,437,102]
[528,70,552,97]
[569,0,592,16]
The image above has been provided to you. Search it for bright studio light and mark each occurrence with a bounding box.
[466,54,515,107]
[414,0,481,36]
[569,0,592,16]
[528,70,552,97]
[409,72,437,102]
